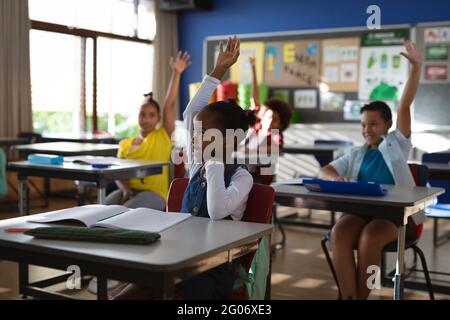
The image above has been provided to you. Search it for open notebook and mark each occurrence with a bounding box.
[28,205,191,233]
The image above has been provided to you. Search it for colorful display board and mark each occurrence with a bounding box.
[321,38,360,92]
[264,40,320,87]
[358,29,410,101]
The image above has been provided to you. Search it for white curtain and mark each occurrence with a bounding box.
[152,2,179,116]
[0,0,32,137]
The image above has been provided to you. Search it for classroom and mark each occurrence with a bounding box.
[1,0,450,305]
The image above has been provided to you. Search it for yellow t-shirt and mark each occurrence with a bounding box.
[118,127,172,199]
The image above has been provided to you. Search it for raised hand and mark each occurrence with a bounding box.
[170,51,191,74]
[249,56,256,68]
[400,40,423,67]
[214,36,240,70]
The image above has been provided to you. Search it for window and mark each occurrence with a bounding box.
[28,0,155,135]
[96,38,154,138]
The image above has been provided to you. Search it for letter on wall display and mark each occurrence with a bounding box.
[264,40,320,87]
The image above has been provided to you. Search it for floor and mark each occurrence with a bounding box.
[0,196,449,300]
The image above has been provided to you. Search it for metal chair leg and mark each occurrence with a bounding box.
[433,219,439,247]
[412,245,435,300]
[321,236,341,299]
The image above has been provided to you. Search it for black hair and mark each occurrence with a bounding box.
[141,92,161,114]
[360,100,392,122]
[264,98,292,131]
[200,100,257,133]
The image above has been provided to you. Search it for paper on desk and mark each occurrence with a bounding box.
[272,178,305,186]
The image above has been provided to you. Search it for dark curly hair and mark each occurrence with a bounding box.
[200,100,258,134]
[264,98,292,131]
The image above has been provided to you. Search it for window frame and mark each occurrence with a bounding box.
[30,19,153,132]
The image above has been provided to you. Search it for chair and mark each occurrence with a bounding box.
[18,132,42,144]
[166,178,275,299]
[321,163,434,299]
[422,152,450,246]
[313,139,353,167]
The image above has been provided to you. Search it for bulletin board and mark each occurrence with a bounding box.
[414,21,450,127]
[204,24,413,124]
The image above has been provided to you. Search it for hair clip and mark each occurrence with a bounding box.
[143,92,153,100]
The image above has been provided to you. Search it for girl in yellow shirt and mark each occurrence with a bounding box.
[105,51,191,210]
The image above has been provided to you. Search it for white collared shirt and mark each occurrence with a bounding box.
[182,75,253,221]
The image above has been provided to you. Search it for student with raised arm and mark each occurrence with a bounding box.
[112,36,270,300]
[105,52,191,210]
[318,40,423,299]
[242,56,292,184]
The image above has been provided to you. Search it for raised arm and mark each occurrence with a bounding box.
[397,40,423,138]
[162,51,191,138]
[249,56,260,108]
[209,36,240,80]
[183,36,240,165]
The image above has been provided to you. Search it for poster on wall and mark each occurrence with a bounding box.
[320,92,345,112]
[358,29,409,101]
[264,40,320,87]
[230,42,265,84]
[424,28,450,44]
[425,44,449,61]
[343,100,367,120]
[321,38,360,92]
[294,89,317,109]
[422,28,450,83]
[424,64,448,81]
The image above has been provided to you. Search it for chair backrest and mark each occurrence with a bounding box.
[166,178,189,212]
[313,139,353,147]
[18,132,42,144]
[313,139,353,167]
[408,163,429,239]
[422,152,450,203]
[166,177,274,271]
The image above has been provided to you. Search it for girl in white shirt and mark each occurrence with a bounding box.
[113,36,257,300]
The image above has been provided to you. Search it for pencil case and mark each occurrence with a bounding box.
[28,153,64,165]
[25,227,161,245]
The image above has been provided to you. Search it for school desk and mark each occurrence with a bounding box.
[272,183,444,300]
[423,162,450,180]
[41,132,118,144]
[12,142,119,157]
[0,214,272,300]
[275,143,352,231]
[7,158,167,215]
[282,143,350,165]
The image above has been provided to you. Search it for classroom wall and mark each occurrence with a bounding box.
[178,0,450,114]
